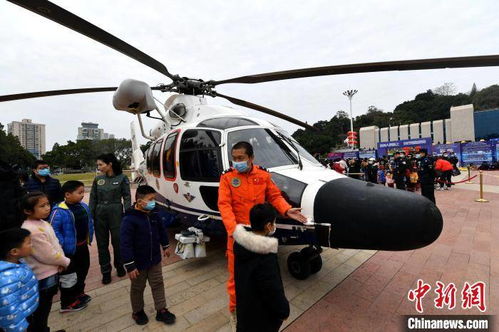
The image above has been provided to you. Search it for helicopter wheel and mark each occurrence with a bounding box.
[300,246,323,274]
[287,251,311,280]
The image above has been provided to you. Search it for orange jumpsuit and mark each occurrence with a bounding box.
[218,165,291,312]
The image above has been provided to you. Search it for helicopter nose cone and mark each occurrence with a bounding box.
[314,178,443,250]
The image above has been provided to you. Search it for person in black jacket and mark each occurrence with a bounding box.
[23,160,63,208]
[120,185,176,326]
[417,149,436,204]
[233,203,290,332]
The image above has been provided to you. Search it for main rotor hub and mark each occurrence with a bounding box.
[158,76,216,96]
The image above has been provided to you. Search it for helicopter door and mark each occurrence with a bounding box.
[178,129,224,214]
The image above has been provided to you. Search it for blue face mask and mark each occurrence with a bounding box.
[233,161,249,173]
[144,200,156,211]
[38,168,50,177]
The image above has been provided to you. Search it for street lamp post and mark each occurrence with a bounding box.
[343,89,358,149]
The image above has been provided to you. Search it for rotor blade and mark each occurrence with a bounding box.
[214,92,316,131]
[0,86,164,102]
[8,0,173,79]
[212,54,499,85]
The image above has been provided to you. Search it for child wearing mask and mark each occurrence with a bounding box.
[233,203,290,332]
[120,185,176,326]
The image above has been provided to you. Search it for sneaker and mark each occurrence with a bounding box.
[132,310,149,325]
[444,187,450,190]
[102,272,111,285]
[156,308,176,325]
[77,293,92,305]
[117,266,126,277]
[60,299,88,313]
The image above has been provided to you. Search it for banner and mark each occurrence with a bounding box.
[377,138,432,157]
[359,150,376,159]
[433,143,462,163]
[490,138,499,162]
[327,152,344,160]
[343,150,359,159]
[460,141,494,166]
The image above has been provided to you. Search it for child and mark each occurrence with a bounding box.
[120,185,176,326]
[50,180,94,312]
[377,165,386,186]
[233,203,290,332]
[386,171,395,188]
[21,192,70,332]
[0,228,38,332]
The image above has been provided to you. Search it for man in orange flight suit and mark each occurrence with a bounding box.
[218,141,307,323]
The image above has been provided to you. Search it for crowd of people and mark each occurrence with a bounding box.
[329,150,461,204]
[0,155,176,332]
[0,142,300,332]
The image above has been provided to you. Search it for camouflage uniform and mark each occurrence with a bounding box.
[89,173,131,274]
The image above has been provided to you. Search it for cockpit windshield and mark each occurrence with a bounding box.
[275,129,321,165]
[227,128,298,168]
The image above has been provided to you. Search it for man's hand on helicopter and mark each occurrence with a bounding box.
[286,208,308,223]
[128,269,140,280]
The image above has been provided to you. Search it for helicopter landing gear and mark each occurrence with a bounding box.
[287,245,322,280]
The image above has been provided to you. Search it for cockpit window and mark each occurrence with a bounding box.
[276,129,321,165]
[197,117,258,130]
[179,129,223,182]
[227,128,297,168]
[270,173,307,207]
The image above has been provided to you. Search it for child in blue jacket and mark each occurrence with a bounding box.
[49,180,94,313]
[0,228,39,332]
[120,185,176,326]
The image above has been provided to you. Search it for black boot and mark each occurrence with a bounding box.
[102,272,111,285]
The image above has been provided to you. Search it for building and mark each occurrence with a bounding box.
[7,119,46,159]
[359,104,499,149]
[77,122,114,140]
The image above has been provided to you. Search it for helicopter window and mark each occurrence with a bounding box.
[162,132,178,179]
[179,129,223,182]
[197,117,258,130]
[270,173,307,207]
[276,129,321,165]
[150,139,163,177]
[227,128,297,168]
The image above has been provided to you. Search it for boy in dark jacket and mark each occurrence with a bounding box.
[50,180,94,312]
[120,185,176,326]
[233,203,290,332]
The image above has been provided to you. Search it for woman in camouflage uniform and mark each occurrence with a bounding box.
[90,153,131,284]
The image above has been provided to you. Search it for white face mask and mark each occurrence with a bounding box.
[267,223,276,236]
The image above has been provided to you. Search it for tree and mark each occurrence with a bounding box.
[472,84,499,110]
[470,83,478,97]
[0,123,36,168]
[42,138,132,170]
[433,82,457,96]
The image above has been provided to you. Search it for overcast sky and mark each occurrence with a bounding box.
[1,0,499,150]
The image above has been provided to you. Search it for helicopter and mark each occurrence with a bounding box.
[4,0,499,280]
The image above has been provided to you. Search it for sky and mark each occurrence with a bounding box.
[1,0,499,151]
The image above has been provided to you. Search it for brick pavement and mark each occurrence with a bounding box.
[284,171,498,332]
[47,171,498,331]
[47,190,375,331]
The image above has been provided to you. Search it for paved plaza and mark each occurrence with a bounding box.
[47,170,498,331]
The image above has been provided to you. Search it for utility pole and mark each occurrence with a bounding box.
[343,89,358,148]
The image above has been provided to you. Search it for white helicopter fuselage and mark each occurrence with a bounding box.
[133,94,342,221]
